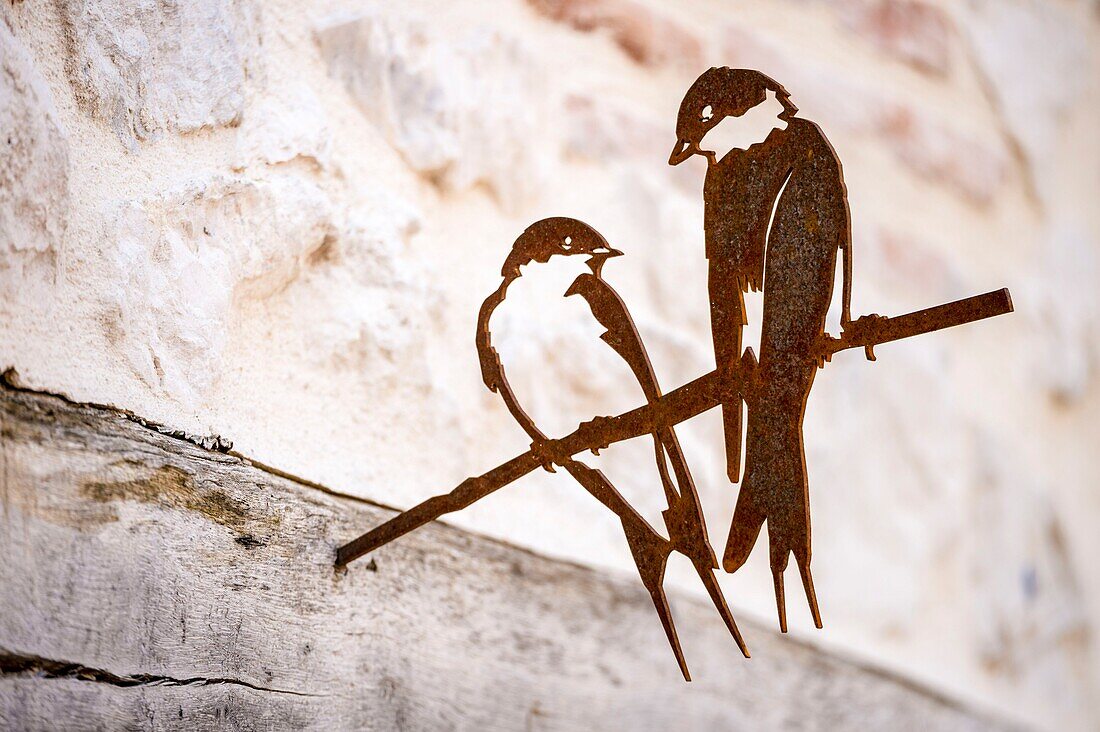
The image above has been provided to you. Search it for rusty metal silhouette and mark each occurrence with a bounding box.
[336,68,1014,675]
[473,217,748,678]
[670,67,857,631]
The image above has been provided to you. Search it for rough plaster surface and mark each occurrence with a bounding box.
[1,1,1099,728]
[0,17,68,296]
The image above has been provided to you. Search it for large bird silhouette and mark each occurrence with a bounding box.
[670,67,855,632]
[477,217,749,679]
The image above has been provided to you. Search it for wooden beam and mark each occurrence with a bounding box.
[0,384,1009,730]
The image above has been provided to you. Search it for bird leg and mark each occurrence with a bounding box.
[529,438,571,473]
[574,415,616,456]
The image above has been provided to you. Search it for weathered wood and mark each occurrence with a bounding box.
[0,384,1012,731]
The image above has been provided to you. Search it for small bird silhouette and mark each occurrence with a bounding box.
[477,217,749,679]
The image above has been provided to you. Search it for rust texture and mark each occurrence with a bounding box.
[336,68,1014,676]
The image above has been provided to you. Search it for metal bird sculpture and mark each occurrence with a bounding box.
[476,217,748,678]
[335,68,1014,678]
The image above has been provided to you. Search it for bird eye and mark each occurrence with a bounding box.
[563,236,572,249]
[700,105,713,122]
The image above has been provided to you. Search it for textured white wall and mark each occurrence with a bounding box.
[2,0,1099,728]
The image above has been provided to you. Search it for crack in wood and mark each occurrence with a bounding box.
[0,650,320,697]
[0,368,233,453]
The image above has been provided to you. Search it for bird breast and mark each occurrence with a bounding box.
[489,257,644,439]
[699,90,787,164]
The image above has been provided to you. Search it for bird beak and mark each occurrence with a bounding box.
[590,246,623,259]
[669,139,697,166]
[583,247,623,277]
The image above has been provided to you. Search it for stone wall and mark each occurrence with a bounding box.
[1,0,1098,728]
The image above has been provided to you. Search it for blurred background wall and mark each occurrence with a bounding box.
[2,0,1098,728]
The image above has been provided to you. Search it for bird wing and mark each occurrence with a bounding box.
[565,272,747,655]
[563,273,705,541]
[708,261,747,484]
[704,133,797,484]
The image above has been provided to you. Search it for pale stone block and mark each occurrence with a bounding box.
[58,0,260,145]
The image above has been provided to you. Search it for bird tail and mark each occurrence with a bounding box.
[648,585,691,681]
[694,560,750,658]
[771,552,822,634]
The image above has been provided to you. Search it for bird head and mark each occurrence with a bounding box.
[669,67,796,166]
[501,217,623,280]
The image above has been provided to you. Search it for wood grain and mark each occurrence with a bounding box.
[0,384,1011,730]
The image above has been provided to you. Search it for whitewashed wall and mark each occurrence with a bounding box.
[1,1,1098,728]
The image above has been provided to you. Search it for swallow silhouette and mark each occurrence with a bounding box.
[671,67,857,632]
[477,217,749,679]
